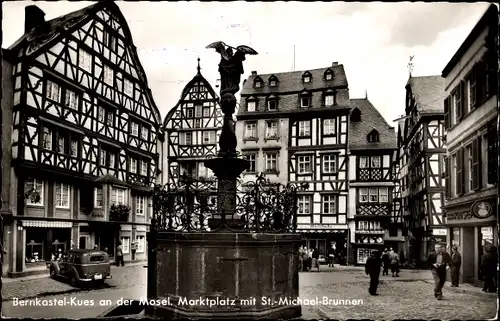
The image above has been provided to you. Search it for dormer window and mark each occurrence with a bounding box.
[299,90,311,108]
[301,96,310,108]
[302,72,312,83]
[254,77,263,88]
[268,75,279,87]
[324,89,336,106]
[351,108,361,122]
[247,101,256,112]
[267,96,278,111]
[324,69,334,81]
[367,129,379,143]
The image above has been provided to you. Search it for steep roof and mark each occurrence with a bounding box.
[163,66,219,128]
[240,64,348,96]
[349,98,397,150]
[4,1,162,125]
[406,75,445,114]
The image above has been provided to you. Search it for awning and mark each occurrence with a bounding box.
[22,220,73,228]
[296,229,347,233]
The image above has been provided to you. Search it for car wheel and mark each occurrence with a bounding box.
[50,269,57,278]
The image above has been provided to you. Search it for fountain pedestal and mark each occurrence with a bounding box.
[147,52,301,320]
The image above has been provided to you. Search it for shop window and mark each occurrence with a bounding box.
[121,237,130,254]
[136,235,145,253]
[357,248,378,264]
[25,238,44,264]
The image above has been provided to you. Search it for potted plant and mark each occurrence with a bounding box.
[109,204,130,222]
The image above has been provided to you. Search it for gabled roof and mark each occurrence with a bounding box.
[241,64,347,95]
[405,75,445,114]
[349,98,397,151]
[4,1,162,125]
[163,68,219,129]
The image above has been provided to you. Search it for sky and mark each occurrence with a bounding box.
[2,1,493,128]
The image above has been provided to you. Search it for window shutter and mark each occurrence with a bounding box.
[471,137,480,190]
[476,61,485,101]
[487,55,497,97]
[461,80,468,116]
[444,156,450,198]
[456,148,463,195]
[443,97,450,130]
[455,85,462,121]
[487,123,497,185]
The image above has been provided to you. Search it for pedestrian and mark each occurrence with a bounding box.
[450,245,462,287]
[390,250,400,277]
[116,242,124,267]
[381,248,390,276]
[365,250,381,295]
[327,244,336,267]
[301,247,309,272]
[298,246,304,272]
[311,248,320,272]
[481,243,497,293]
[427,244,451,300]
[307,249,312,271]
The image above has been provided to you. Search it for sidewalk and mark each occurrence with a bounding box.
[2,260,146,284]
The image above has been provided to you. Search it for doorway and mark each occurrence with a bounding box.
[79,236,90,249]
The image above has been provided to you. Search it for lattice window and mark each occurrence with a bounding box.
[322,195,336,214]
[55,183,70,208]
[298,155,312,174]
[322,154,336,173]
[298,195,311,214]
[323,119,336,135]
[299,121,311,137]
[94,187,103,208]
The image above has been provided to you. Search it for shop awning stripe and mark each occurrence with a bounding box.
[22,220,73,228]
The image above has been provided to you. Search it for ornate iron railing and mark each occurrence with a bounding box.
[151,173,308,233]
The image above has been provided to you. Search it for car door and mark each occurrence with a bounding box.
[59,253,71,276]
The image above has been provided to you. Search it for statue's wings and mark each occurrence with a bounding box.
[236,45,258,55]
[206,41,230,60]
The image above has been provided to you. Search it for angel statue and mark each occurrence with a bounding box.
[206,41,258,96]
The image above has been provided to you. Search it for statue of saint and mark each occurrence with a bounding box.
[206,41,258,96]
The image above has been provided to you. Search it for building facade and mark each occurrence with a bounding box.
[163,61,222,186]
[399,75,447,266]
[442,4,498,285]
[1,2,161,277]
[347,98,397,264]
[237,63,350,260]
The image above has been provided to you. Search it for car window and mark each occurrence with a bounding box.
[73,255,82,264]
[90,255,105,262]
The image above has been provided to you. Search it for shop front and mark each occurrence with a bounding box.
[445,196,497,285]
[297,225,348,265]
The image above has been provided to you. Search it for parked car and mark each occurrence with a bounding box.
[49,249,112,286]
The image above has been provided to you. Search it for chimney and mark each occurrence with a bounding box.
[251,71,257,76]
[331,62,338,66]
[25,5,46,34]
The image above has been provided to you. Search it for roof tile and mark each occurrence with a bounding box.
[406,75,446,114]
[349,98,397,150]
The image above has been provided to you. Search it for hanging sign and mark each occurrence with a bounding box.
[471,201,493,219]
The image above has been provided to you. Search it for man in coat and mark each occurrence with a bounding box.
[365,250,382,295]
[381,249,390,276]
[427,244,451,300]
[450,245,462,287]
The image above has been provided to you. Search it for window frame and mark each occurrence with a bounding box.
[124,78,134,97]
[322,195,336,215]
[111,187,126,206]
[103,65,114,86]
[322,154,337,174]
[265,152,278,172]
[78,48,92,72]
[136,195,145,216]
[55,183,70,209]
[245,153,257,172]
[26,178,44,206]
[298,120,311,137]
[244,122,257,139]
[324,94,334,106]
[265,121,278,139]
[94,187,103,208]
[297,195,311,215]
[323,119,336,136]
[297,155,312,175]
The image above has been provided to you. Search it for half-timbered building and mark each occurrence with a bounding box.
[347,98,397,264]
[400,75,446,267]
[237,63,350,260]
[163,60,222,186]
[1,2,161,277]
[442,4,498,285]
